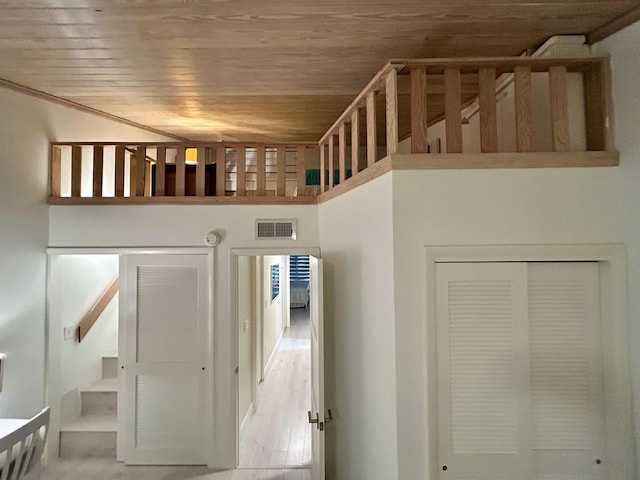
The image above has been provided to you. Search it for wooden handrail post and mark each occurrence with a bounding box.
[155,146,166,196]
[176,146,186,196]
[114,145,125,197]
[237,146,247,196]
[328,134,335,189]
[410,67,428,153]
[549,65,570,152]
[256,145,266,196]
[296,146,306,197]
[514,66,533,152]
[444,68,463,153]
[584,59,613,152]
[366,91,377,167]
[276,145,286,196]
[71,145,82,197]
[319,143,326,193]
[216,145,226,196]
[50,145,61,197]
[339,124,346,184]
[135,145,146,197]
[92,145,103,198]
[351,109,360,175]
[196,146,206,196]
[385,69,398,155]
[478,67,498,153]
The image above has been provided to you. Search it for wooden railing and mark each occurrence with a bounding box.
[50,143,318,204]
[318,56,616,196]
[77,277,119,342]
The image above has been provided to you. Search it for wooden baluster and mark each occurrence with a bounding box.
[196,146,206,196]
[319,143,326,193]
[237,146,246,196]
[584,59,612,151]
[296,146,306,197]
[366,91,377,167]
[328,134,335,189]
[136,146,146,197]
[155,147,166,196]
[129,149,136,197]
[216,145,226,196]
[339,124,346,184]
[50,145,62,197]
[71,145,82,197]
[115,145,125,197]
[257,145,266,196]
[176,146,186,197]
[92,145,103,198]
[145,160,152,196]
[385,69,399,155]
[514,66,533,152]
[411,67,428,153]
[549,65,570,152]
[351,109,360,175]
[479,67,498,153]
[277,145,286,196]
[444,68,463,153]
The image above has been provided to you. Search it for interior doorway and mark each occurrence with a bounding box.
[236,253,314,468]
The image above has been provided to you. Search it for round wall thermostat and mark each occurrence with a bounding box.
[205,231,221,246]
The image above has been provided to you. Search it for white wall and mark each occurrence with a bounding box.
[592,20,640,470]
[318,174,399,480]
[0,86,173,418]
[391,162,640,477]
[48,203,319,467]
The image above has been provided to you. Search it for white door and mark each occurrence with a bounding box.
[436,262,533,479]
[119,254,211,465]
[309,255,325,480]
[435,261,605,480]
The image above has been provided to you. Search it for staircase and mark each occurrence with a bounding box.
[59,356,118,458]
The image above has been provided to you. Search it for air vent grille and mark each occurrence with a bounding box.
[256,219,297,240]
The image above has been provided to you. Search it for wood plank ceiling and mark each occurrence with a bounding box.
[0,0,636,142]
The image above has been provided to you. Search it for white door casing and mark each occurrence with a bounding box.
[309,255,325,480]
[119,254,211,465]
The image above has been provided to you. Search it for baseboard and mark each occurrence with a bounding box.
[262,327,286,380]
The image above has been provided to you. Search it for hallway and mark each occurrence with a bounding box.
[239,308,312,467]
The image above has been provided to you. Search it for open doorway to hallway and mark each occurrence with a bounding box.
[237,254,312,468]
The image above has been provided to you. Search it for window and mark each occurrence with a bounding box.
[289,255,310,282]
[271,263,280,301]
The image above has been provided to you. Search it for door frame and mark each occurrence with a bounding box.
[230,247,320,467]
[424,244,634,480]
[46,247,215,467]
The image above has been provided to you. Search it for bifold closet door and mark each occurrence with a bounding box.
[120,254,210,465]
[435,261,605,480]
[436,262,533,479]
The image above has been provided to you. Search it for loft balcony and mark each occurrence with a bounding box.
[48,55,617,206]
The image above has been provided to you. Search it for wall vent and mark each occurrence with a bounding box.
[256,219,297,240]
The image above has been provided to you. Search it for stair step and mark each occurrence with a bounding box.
[80,378,117,416]
[59,414,117,459]
[102,356,118,379]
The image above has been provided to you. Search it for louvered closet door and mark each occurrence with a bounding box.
[435,261,606,480]
[528,262,605,480]
[436,262,533,479]
[120,254,210,465]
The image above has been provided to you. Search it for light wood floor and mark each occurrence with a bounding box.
[239,308,311,468]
